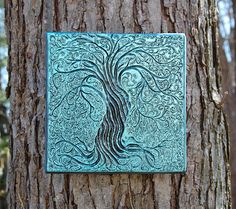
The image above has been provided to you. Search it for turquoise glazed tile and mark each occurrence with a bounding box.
[46,32,186,173]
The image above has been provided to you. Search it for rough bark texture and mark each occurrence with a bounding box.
[5,0,231,208]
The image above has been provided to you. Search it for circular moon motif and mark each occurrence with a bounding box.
[121,69,142,89]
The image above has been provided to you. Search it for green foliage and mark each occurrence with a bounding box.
[0,31,8,70]
[0,37,6,46]
[0,90,6,103]
[0,0,4,8]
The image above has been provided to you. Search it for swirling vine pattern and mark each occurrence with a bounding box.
[46,33,186,172]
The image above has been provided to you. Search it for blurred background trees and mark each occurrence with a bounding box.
[218,0,236,207]
[0,0,9,208]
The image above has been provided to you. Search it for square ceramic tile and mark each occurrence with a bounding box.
[46,32,186,173]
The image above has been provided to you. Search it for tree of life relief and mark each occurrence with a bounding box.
[46,32,186,173]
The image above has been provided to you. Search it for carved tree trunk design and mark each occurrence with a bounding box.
[99,71,131,160]
[95,88,129,163]
[5,0,231,208]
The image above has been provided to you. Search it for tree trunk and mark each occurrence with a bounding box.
[5,0,231,208]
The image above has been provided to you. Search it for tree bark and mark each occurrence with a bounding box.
[5,0,231,208]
